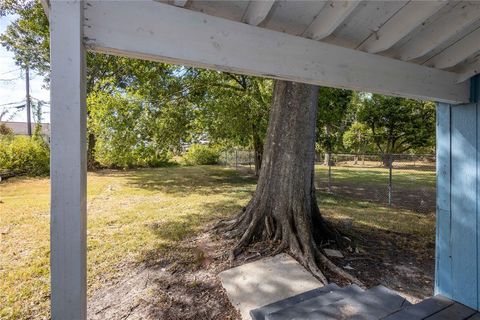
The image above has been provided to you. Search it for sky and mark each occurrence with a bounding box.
[0,15,50,123]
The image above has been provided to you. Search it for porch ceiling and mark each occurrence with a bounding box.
[169,0,480,79]
[44,0,480,103]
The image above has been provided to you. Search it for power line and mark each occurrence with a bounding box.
[0,100,26,107]
[0,68,21,76]
[0,77,21,82]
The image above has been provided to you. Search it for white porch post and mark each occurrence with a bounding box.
[50,1,87,319]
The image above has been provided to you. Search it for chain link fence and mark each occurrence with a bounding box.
[221,149,436,214]
[219,148,255,171]
[315,153,436,213]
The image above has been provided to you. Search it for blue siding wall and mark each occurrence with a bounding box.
[436,96,480,309]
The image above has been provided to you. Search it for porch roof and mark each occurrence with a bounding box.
[42,0,480,103]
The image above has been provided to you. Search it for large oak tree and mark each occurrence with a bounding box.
[218,80,362,285]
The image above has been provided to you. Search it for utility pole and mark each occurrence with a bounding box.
[26,65,32,136]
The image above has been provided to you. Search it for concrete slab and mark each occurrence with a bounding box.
[218,253,323,320]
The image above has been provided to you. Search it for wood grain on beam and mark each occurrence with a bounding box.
[242,0,275,26]
[84,1,469,103]
[303,0,360,40]
[358,1,446,53]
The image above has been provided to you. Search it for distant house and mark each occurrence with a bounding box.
[0,121,51,139]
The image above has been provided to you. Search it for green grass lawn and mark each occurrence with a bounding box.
[0,165,436,319]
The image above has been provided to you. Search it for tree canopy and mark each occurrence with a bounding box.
[357,94,436,159]
[1,1,437,171]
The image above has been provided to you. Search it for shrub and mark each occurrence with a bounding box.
[184,144,220,165]
[0,123,13,136]
[0,136,50,176]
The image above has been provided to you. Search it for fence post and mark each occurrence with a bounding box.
[328,152,332,193]
[388,154,393,206]
[249,150,252,171]
[235,149,238,169]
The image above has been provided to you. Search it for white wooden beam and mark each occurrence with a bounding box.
[457,59,480,83]
[303,0,360,40]
[396,2,480,61]
[358,1,446,54]
[50,1,87,319]
[427,28,480,69]
[242,0,275,26]
[84,1,469,103]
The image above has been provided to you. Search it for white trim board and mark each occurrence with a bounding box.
[83,1,470,103]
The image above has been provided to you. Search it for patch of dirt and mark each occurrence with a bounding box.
[88,231,244,320]
[324,222,435,304]
[88,219,434,319]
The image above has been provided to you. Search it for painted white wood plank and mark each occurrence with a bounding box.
[263,1,326,36]
[330,1,407,49]
[358,1,446,53]
[50,1,87,319]
[84,1,469,103]
[242,0,275,26]
[427,27,480,69]
[395,2,480,61]
[302,0,360,40]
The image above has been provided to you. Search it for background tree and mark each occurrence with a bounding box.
[1,2,190,168]
[186,70,271,176]
[342,122,373,164]
[357,94,436,166]
[1,2,274,173]
[316,87,353,165]
[0,1,49,74]
[87,89,192,168]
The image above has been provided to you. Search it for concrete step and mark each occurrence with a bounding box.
[264,284,365,320]
[266,285,410,320]
[250,283,340,320]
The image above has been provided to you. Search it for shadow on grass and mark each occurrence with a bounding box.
[136,191,249,270]
[95,166,257,197]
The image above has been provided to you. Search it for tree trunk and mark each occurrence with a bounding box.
[218,80,353,284]
[87,132,98,170]
[252,124,264,177]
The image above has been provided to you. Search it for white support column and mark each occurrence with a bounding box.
[50,1,87,319]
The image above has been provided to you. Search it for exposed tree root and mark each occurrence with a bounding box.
[215,205,364,288]
[315,249,365,288]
